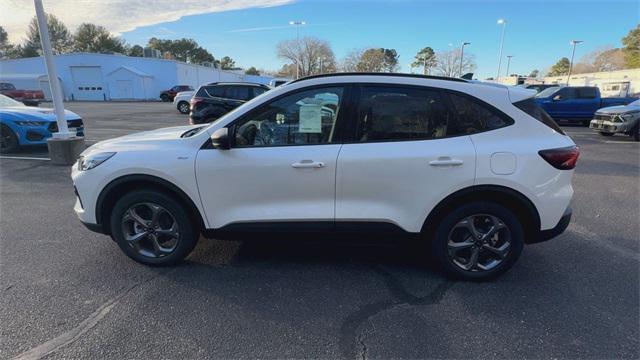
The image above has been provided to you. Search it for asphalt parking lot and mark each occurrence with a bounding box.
[1,102,639,359]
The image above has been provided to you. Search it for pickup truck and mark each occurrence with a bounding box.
[0,82,44,106]
[534,86,638,126]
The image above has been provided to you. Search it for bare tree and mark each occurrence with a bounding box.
[276,36,336,78]
[434,48,476,77]
[340,48,364,72]
[573,46,625,74]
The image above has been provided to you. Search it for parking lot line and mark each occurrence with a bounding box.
[604,141,639,144]
[0,156,51,161]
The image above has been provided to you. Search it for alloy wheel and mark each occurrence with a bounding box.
[121,202,180,258]
[447,214,511,272]
[179,102,190,113]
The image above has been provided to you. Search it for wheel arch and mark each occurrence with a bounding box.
[421,185,541,244]
[96,174,206,235]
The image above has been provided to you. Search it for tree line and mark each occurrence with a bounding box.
[0,14,258,74]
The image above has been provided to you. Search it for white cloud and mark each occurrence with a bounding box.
[0,0,295,43]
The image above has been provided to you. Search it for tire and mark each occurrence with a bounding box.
[0,124,19,153]
[160,94,170,102]
[431,202,524,281]
[177,101,190,114]
[582,120,590,127]
[110,190,199,266]
[599,132,614,136]
[633,125,639,142]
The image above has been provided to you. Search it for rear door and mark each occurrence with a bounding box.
[335,85,477,233]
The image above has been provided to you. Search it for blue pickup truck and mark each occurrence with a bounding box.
[534,86,638,126]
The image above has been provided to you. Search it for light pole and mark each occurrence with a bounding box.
[289,20,306,78]
[496,19,507,82]
[459,42,470,76]
[567,40,583,85]
[505,55,514,79]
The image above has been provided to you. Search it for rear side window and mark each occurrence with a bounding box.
[447,93,513,134]
[576,87,597,99]
[252,87,268,98]
[225,86,250,101]
[514,98,565,135]
[355,86,454,142]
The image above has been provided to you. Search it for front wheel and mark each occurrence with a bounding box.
[177,101,190,114]
[431,202,524,281]
[633,125,639,142]
[0,124,19,153]
[110,190,198,266]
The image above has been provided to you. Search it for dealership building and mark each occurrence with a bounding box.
[0,53,273,101]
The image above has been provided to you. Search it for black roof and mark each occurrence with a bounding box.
[290,72,468,84]
[204,82,270,88]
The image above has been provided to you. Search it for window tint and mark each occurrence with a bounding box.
[514,98,564,135]
[448,93,512,133]
[252,87,268,98]
[202,86,226,98]
[225,86,250,101]
[556,87,576,100]
[355,86,452,142]
[233,87,343,147]
[576,87,597,99]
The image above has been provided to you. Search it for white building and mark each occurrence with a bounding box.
[0,53,273,101]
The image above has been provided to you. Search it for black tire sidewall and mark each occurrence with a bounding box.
[599,132,614,136]
[110,190,198,266]
[0,124,19,153]
[431,202,524,281]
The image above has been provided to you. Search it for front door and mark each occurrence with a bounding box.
[195,85,348,229]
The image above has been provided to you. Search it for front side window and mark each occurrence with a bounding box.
[355,86,452,142]
[556,87,576,100]
[232,87,344,147]
[447,93,512,134]
[203,86,226,98]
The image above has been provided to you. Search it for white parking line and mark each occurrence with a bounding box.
[604,141,639,144]
[0,156,50,161]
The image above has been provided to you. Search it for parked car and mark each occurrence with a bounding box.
[589,99,640,141]
[173,90,195,114]
[72,73,578,280]
[0,94,83,153]
[524,84,558,93]
[535,86,638,126]
[0,82,44,106]
[160,85,193,102]
[189,83,270,124]
[269,78,291,87]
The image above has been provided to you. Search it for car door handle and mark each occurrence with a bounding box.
[429,158,464,166]
[291,160,325,169]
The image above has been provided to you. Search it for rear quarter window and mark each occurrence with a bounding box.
[447,92,513,134]
[514,98,565,135]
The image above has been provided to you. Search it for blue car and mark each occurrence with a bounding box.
[0,94,84,152]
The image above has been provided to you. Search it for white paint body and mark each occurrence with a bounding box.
[72,75,575,233]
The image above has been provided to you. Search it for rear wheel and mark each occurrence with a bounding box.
[177,101,190,114]
[599,132,614,136]
[110,190,198,266]
[582,119,591,127]
[431,202,524,281]
[0,124,19,153]
[160,94,170,102]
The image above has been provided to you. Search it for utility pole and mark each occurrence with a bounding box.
[496,19,507,83]
[567,40,583,86]
[289,20,306,79]
[459,42,470,77]
[506,55,514,79]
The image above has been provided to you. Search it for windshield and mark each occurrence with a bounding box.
[536,87,560,98]
[0,94,26,107]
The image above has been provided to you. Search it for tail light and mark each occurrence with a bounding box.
[190,97,204,111]
[538,146,580,170]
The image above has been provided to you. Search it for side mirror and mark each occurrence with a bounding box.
[211,128,230,150]
[553,95,563,101]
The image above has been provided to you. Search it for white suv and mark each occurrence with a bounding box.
[72,74,578,280]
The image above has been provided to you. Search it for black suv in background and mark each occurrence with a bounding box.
[189,83,270,124]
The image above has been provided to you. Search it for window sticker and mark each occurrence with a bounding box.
[299,104,323,133]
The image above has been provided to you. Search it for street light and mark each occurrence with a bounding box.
[496,19,507,82]
[459,42,470,76]
[567,40,583,85]
[289,20,306,79]
[505,55,514,78]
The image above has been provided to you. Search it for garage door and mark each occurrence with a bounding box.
[116,80,134,99]
[70,66,105,101]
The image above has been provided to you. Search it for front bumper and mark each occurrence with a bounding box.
[531,206,572,244]
[15,119,84,146]
[589,118,631,134]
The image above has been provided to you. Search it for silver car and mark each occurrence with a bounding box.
[590,99,640,141]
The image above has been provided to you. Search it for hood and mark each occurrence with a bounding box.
[1,106,81,121]
[84,124,203,154]
[596,104,640,115]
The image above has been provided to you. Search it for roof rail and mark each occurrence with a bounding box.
[290,72,468,84]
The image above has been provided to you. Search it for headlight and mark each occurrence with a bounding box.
[620,113,636,122]
[77,152,116,171]
[15,121,46,126]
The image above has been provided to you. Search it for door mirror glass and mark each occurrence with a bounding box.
[211,128,230,150]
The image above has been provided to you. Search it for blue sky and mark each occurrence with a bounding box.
[120,0,639,78]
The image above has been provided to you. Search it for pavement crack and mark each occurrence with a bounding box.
[340,265,454,359]
[11,273,164,360]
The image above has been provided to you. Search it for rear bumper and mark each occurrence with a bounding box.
[530,206,572,244]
